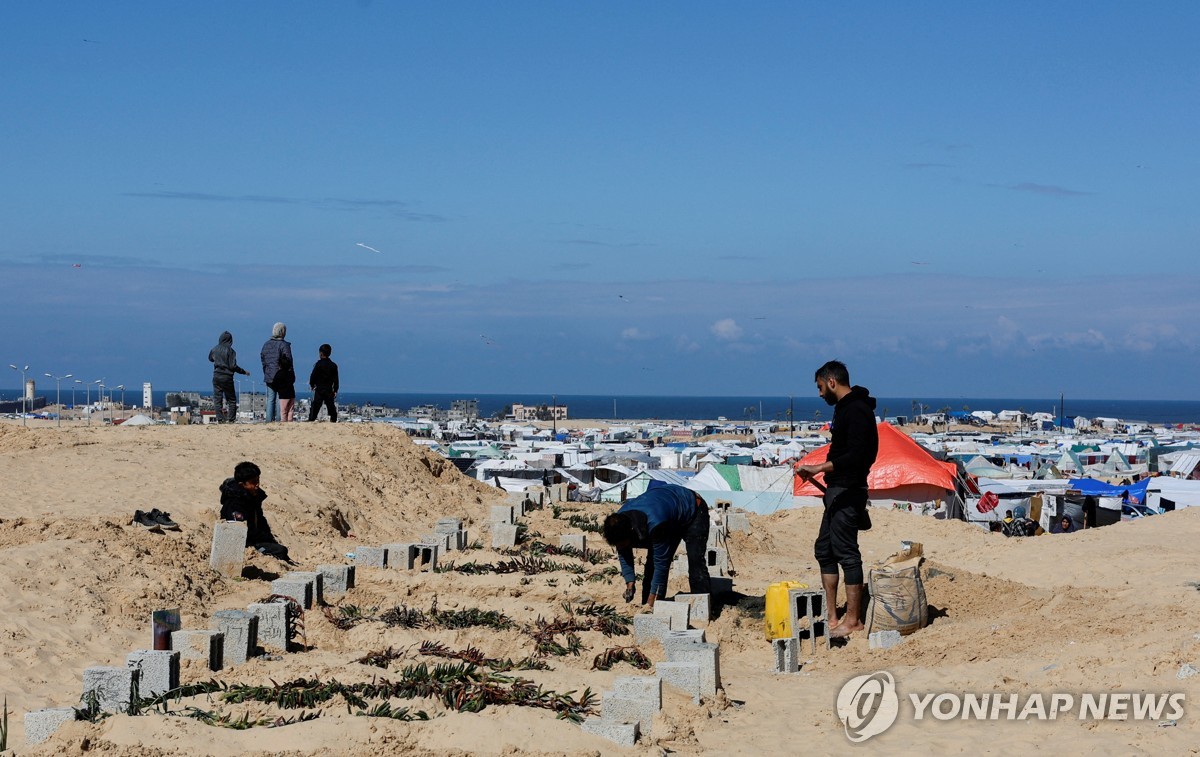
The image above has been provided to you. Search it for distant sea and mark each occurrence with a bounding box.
[6,390,1196,425]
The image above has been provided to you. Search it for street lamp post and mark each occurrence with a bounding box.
[116,385,125,422]
[92,379,103,426]
[44,373,73,428]
[8,364,29,427]
[71,380,79,416]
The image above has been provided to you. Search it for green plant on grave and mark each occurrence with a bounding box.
[1,696,7,751]
[419,641,551,672]
[591,646,652,671]
[357,702,431,721]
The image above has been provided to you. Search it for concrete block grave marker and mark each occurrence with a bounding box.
[209,521,247,577]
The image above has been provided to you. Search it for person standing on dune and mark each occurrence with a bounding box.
[795,360,878,639]
[208,331,250,423]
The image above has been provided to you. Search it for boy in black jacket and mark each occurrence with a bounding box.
[219,461,292,561]
[307,343,339,423]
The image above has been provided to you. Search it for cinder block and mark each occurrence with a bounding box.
[673,593,711,623]
[171,630,223,671]
[423,533,453,552]
[82,666,139,712]
[270,577,312,609]
[633,613,670,644]
[653,600,690,630]
[210,609,258,666]
[354,546,388,568]
[656,661,702,703]
[773,637,799,673]
[455,529,468,550]
[24,707,77,745]
[559,533,587,553]
[581,717,639,747]
[383,543,418,569]
[869,630,903,650]
[248,601,290,651]
[789,588,828,653]
[317,564,355,595]
[435,518,462,534]
[504,491,527,509]
[490,505,515,524]
[602,692,657,736]
[209,520,247,577]
[706,547,728,570]
[492,523,519,549]
[290,571,324,606]
[662,629,706,654]
[727,511,751,533]
[414,543,439,570]
[613,675,662,707]
[126,650,180,697]
[666,642,720,697]
[706,521,727,550]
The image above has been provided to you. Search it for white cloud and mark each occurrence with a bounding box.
[710,318,743,341]
[621,327,652,341]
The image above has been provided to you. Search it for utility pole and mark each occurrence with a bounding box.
[552,394,557,435]
[789,395,794,436]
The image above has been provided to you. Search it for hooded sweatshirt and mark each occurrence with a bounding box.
[209,331,248,378]
[825,385,879,489]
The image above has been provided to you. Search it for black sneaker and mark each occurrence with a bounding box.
[132,510,163,531]
[148,508,180,530]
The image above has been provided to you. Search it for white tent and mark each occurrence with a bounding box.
[1146,478,1200,510]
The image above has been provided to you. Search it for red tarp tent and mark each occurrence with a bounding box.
[793,422,957,496]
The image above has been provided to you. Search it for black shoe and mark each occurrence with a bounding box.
[148,508,179,530]
[132,510,163,531]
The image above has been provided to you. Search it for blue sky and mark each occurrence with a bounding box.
[2,2,1198,399]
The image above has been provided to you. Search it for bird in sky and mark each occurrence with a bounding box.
[71,263,82,268]
[911,261,928,266]
[356,242,381,253]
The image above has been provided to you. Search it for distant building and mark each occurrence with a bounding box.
[142,382,153,410]
[242,392,266,418]
[448,399,479,422]
[166,391,203,409]
[409,404,444,421]
[510,403,568,422]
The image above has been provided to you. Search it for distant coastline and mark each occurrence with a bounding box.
[4,389,1195,425]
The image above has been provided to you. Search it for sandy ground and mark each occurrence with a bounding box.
[0,421,1197,755]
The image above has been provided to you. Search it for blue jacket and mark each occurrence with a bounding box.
[614,484,699,596]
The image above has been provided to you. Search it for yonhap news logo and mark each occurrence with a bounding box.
[836,672,900,743]
[836,671,1186,742]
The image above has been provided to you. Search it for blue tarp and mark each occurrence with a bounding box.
[1068,477,1150,503]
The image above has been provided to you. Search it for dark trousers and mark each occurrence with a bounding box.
[641,501,712,601]
[212,375,236,423]
[814,486,867,584]
[308,389,337,422]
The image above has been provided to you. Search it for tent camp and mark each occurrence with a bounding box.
[793,423,959,509]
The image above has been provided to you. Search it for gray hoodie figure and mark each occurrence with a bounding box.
[209,331,250,423]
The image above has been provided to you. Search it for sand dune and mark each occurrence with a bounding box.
[1,422,1197,754]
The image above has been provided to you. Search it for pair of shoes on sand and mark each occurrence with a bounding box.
[132,509,179,531]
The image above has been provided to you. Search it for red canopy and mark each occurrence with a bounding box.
[793,422,957,496]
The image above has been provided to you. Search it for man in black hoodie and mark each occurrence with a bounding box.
[795,360,878,639]
[208,331,250,423]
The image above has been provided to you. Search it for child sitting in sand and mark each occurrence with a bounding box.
[219,461,293,562]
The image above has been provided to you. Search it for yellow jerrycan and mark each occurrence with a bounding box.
[765,581,808,640]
